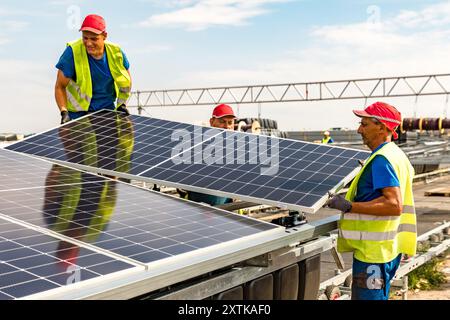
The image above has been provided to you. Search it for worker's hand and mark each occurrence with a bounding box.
[116,104,130,116]
[326,194,352,213]
[60,110,71,124]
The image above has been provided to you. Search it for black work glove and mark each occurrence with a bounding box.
[60,110,71,124]
[116,104,130,116]
[326,194,352,213]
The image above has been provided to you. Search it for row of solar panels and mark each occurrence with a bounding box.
[7,110,369,213]
[0,148,284,299]
[1,110,369,299]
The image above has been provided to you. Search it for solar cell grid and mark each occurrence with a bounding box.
[6,110,370,212]
[140,129,369,211]
[0,218,134,300]
[0,148,281,268]
[0,182,276,263]
[0,148,285,298]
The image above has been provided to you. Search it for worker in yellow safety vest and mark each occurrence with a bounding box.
[55,14,132,124]
[321,130,334,144]
[326,101,416,300]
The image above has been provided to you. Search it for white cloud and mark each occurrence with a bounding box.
[169,1,450,130]
[138,0,290,31]
[0,59,57,134]
[0,20,29,31]
[0,37,10,46]
[47,0,82,5]
[128,44,172,54]
[178,0,450,82]
[395,1,450,28]
[0,6,58,17]
[138,0,197,8]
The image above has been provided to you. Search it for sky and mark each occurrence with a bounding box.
[1,0,450,134]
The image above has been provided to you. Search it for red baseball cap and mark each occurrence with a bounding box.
[79,14,106,34]
[353,101,402,139]
[212,104,236,118]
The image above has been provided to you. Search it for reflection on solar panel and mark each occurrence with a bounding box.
[6,110,370,212]
[0,217,135,300]
[0,148,283,299]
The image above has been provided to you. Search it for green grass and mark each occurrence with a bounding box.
[408,254,447,290]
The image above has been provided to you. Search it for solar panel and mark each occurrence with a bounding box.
[6,110,370,212]
[0,148,284,298]
[0,217,136,300]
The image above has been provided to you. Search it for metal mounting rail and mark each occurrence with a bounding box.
[155,235,337,300]
[127,74,450,109]
[32,215,339,299]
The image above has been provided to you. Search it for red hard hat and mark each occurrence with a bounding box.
[212,104,236,118]
[353,102,401,139]
[79,14,106,34]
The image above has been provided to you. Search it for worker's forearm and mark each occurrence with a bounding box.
[350,196,402,216]
[55,85,68,112]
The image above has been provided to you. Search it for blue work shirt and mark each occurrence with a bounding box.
[56,46,130,119]
[354,142,400,202]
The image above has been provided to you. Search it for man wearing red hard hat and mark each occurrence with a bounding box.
[55,14,132,124]
[327,102,416,300]
[210,103,236,130]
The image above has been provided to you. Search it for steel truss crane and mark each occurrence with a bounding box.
[127,74,450,113]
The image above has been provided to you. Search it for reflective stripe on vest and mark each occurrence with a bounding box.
[66,39,131,112]
[339,223,417,241]
[338,142,417,263]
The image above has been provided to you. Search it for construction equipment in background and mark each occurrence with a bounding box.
[235,119,261,134]
[402,117,450,134]
[235,117,289,138]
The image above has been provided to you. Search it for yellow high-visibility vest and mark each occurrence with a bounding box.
[65,39,131,112]
[338,142,417,263]
[322,137,331,144]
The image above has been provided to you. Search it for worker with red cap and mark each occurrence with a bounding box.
[55,14,132,124]
[327,101,417,300]
[209,103,236,130]
[178,104,236,206]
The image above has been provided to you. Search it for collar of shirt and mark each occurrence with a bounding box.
[371,141,389,155]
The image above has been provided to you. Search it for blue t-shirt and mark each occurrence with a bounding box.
[354,142,400,202]
[56,45,130,119]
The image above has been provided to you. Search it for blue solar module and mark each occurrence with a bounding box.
[0,148,104,191]
[0,217,135,300]
[0,148,281,267]
[7,110,222,175]
[5,110,370,212]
